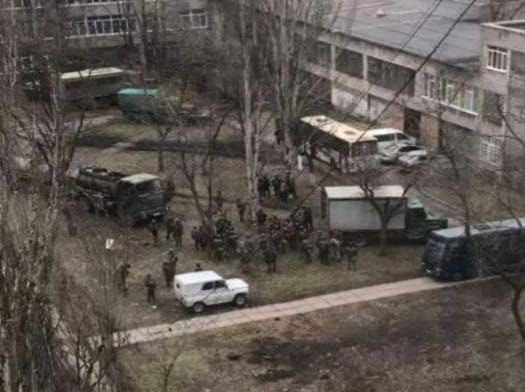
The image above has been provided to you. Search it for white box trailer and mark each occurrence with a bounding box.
[322,185,406,232]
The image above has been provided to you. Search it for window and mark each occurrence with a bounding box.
[373,134,395,142]
[335,48,363,78]
[69,15,135,37]
[368,57,415,96]
[479,136,502,165]
[180,9,208,29]
[487,46,508,72]
[423,74,437,100]
[422,73,478,114]
[202,282,213,291]
[214,281,226,289]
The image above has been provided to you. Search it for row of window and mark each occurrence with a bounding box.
[67,9,207,37]
[69,15,136,37]
[423,74,479,114]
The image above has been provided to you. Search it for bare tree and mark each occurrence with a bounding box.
[260,0,340,167]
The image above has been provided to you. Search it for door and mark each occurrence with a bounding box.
[212,280,231,305]
[404,108,421,139]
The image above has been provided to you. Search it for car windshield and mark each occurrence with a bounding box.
[396,133,410,141]
[423,236,447,265]
[135,179,162,194]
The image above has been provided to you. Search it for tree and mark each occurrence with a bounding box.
[260,0,340,167]
[220,0,272,220]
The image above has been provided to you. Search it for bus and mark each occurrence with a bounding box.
[422,218,525,281]
[59,67,130,106]
[298,115,378,173]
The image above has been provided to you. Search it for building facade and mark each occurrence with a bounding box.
[302,0,525,168]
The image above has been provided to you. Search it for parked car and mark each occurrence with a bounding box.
[398,150,428,171]
[380,144,427,164]
[174,270,249,313]
[366,128,416,154]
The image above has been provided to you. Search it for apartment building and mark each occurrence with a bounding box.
[303,0,525,168]
[10,0,215,68]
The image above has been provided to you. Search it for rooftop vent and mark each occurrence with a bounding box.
[376,8,386,18]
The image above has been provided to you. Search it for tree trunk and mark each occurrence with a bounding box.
[511,287,525,340]
[158,147,164,173]
[379,220,388,257]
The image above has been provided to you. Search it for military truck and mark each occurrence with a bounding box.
[73,166,168,224]
[322,185,448,240]
[117,88,211,124]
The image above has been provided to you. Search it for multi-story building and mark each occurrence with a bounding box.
[9,0,216,69]
[302,0,525,168]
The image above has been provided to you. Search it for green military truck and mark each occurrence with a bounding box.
[117,88,211,125]
[73,166,168,225]
[322,185,448,240]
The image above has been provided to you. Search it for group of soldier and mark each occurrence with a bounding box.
[257,171,296,203]
[314,231,359,271]
[148,215,184,248]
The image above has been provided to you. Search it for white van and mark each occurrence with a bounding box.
[174,270,249,313]
[366,128,416,154]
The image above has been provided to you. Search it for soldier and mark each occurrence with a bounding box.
[236,198,247,223]
[316,232,330,265]
[163,249,178,288]
[195,263,203,271]
[148,219,160,247]
[239,240,251,273]
[264,246,277,273]
[165,215,175,242]
[256,208,267,228]
[116,262,130,296]
[173,218,184,249]
[330,235,342,263]
[346,241,358,271]
[261,174,271,199]
[301,237,313,264]
[144,274,157,305]
[191,226,201,251]
[271,174,282,197]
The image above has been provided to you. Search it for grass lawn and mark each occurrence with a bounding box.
[122,279,525,392]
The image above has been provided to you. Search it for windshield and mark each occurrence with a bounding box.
[422,236,447,266]
[135,179,162,195]
[396,133,410,141]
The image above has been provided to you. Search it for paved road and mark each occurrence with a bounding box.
[119,277,491,346]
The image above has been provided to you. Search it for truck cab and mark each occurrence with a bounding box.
[116,174,167,223]
[404,198,448,240]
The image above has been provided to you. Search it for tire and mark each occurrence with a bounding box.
[451,271,464,282]
[233,294,247,308]
[192,302,205,314]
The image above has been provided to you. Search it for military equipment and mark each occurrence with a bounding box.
[73,166,168,225]
[322,185,447,241]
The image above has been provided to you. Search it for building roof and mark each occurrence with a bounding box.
[60,67,125,82]
[301,115,377,143]
[121,173,159,184]
[331,0,481,66]
[325,185,405,200]
[175,271,223,285]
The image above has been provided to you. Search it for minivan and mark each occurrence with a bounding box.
[422,218,525,281]
[366,128,416,154]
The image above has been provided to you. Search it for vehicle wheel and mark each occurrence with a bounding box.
[233,294,247,308]
[192,302,205,314]
[451,272,464,282]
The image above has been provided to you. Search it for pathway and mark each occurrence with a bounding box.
[119,276,491,346]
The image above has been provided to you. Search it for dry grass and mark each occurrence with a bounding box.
[122,280,525,392]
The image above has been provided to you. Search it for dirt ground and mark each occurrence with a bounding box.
[60,115,425,330]
[122,279,525,392]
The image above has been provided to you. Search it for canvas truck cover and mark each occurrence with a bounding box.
[324,185,406,231]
